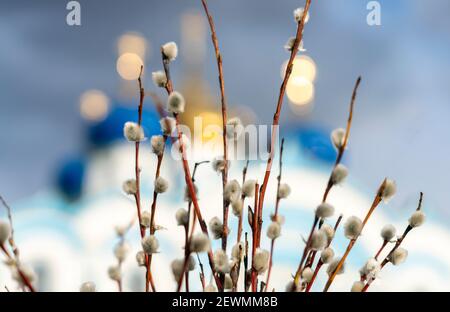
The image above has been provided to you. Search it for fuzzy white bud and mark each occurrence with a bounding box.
[167,91,185,114]
[162,41,178,61]
[190,233,210,253]
[242,179,256,198]
[171,259,184,281]
[344,216,363,239]
[136,251,146,267]
[293,7,310,23]
[381,179,396,202]
[123,121,144,142]
[360,258,381,281]
[327,258,345,276]
[267,221,281,240]
[212,157,228,173]
[141,211,151,228]
[310,230,327,251]
[331,128,346,150]
[224,180,241,203]
[122,179,137,195]
[331,164,348,185]
[253,249,270,274]
[80,281,96,292]
[175,208,189,226]
[151,135,165,155]
[391,248,408,266]
[209,217,224,240]
[315,203,335,219]
[114,241,130,262]
[284,37,305,53]
[278,183,291,199]
[380,224,396,241]
[214,249,230,273]
[0,221,11,245]
[320,247,335,264]
[351,281,365,292]
[151,70,167,88]
[224,274,233,290]
[141,235,159,254]
[301,267,314,283]
[320,224,335,242]
[184,183,198,202]
[159,117,176,136]
[108,265,121,281]
[409,210,426,228]
[231,199,243,217]
[154,176,168,194]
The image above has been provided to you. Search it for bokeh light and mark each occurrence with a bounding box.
[286,76,315,106]
[281,55,317,82]
[79,90,110,122]
[116,53,144,80]
[117,32,148,60]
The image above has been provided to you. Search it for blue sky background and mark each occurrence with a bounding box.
[1,0,449,222]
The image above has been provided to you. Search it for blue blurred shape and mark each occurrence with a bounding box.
[297,127,338,164]
[56,156,86,201]
[87,102,160,147]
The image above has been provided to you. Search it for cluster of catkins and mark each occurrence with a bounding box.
[0,220,37,290]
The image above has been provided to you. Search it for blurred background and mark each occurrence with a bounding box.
[0,0,449,291]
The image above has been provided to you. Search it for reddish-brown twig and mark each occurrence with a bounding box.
[251,182,260,292]
[323,179,387,292]
[264,138,285,291]
[237,160,250,244]
[362,192,424,292]
[200,0,230,254]
[256,0,312,258]
[293,76,361,286]
[161,51,222,291]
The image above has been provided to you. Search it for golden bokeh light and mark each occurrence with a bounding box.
[117,32,148,59]
[116,53,144,80]
[79,90,110,122]
[281,55,317,82]
[286,76,314,106]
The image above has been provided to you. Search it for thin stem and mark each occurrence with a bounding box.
[374,240,388,260]
[323,180,387,292]
[200,0,229,255]
[256,0,312,251]
[251,182,260,292]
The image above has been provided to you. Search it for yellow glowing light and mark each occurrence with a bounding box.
[199,112,222,141]
[79,90,110,121]
[286,76,314,106]
[117,32,148,59]
[116,53,143,80]
[281,55,317,82]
